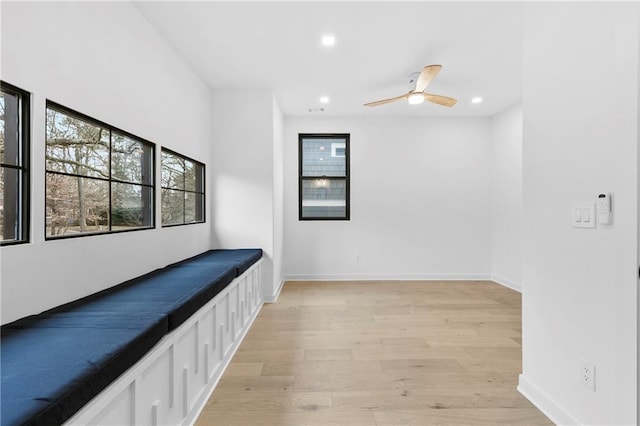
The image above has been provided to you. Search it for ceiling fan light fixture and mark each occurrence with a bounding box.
[363,65,456,108]
[407,93,425,105]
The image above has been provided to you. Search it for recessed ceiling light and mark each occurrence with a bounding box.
[319,96,330,104]
[471,97,483,104]
[321,35,335,47]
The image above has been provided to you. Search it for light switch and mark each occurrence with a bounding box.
[572,202,595,229]
[573,207,582,222]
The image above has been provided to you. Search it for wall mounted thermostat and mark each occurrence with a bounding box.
[597,193,612,225]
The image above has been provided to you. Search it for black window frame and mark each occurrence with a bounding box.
[160,147,206,227]
[298,133,350,221]
[0,81,31,246]
[45,100,156,240]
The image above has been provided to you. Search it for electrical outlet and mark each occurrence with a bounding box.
[580,359,596,391]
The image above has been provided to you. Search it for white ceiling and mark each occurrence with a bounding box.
[133,1,524,118]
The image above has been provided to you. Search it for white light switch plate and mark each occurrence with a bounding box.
[572,202,595,228]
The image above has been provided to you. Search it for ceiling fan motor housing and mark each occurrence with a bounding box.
[408,71,421,91]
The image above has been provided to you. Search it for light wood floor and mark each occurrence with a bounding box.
[196,281,552,425]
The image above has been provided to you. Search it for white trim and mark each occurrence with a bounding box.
[490,274,522,293]
[263,275,286,303]
[518,374,579,425]
[185,298,263,426]
[284,273,492,282]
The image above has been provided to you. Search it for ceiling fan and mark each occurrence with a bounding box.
[364,64,457,108]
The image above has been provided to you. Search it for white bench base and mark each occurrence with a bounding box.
[64,260,263,426]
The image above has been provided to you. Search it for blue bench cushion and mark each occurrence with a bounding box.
[46,263,237,331]
[170,249,263,276]
[1,313,167,426]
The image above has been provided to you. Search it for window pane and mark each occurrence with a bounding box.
[46,108,110,178]
[185,191,196,223]
[0,167,20,241]
[196,193,204,222]
[112,182,152,229]
[161,188,184,225]
[301,138,346,177]
[195,163,204,193]
[0,90,20,166]
[184,159,195,192]
[46,173,109,237]
[112,133,149,184]
[161,151,184,189]
[301,178,347,218]
[184,192,204,223]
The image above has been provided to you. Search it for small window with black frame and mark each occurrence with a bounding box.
[299,134,350,220]
[0,82,30,245]
[161,148,205,226]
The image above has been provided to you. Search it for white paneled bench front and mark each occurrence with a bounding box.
[0,249,263,426]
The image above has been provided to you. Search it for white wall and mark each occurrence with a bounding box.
[490,104,523,291]
[283,117,492,280]
[272,99,285,297]
[520,3,639,424]
[210,89,281,299]
[0,2,213,324]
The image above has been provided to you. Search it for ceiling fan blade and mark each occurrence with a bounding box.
[424,93,457,107]
[363,92,410,107]
[414,65,442,93]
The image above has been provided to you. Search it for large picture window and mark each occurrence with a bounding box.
[299,133,350,220]
[0,82,30,245]
[45,102,154,238]
[161,148,205,226]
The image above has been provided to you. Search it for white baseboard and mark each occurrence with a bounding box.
[263,276,285,303]
[490,274,522,293]
[518,374,579,425]
[284,273,492,282]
